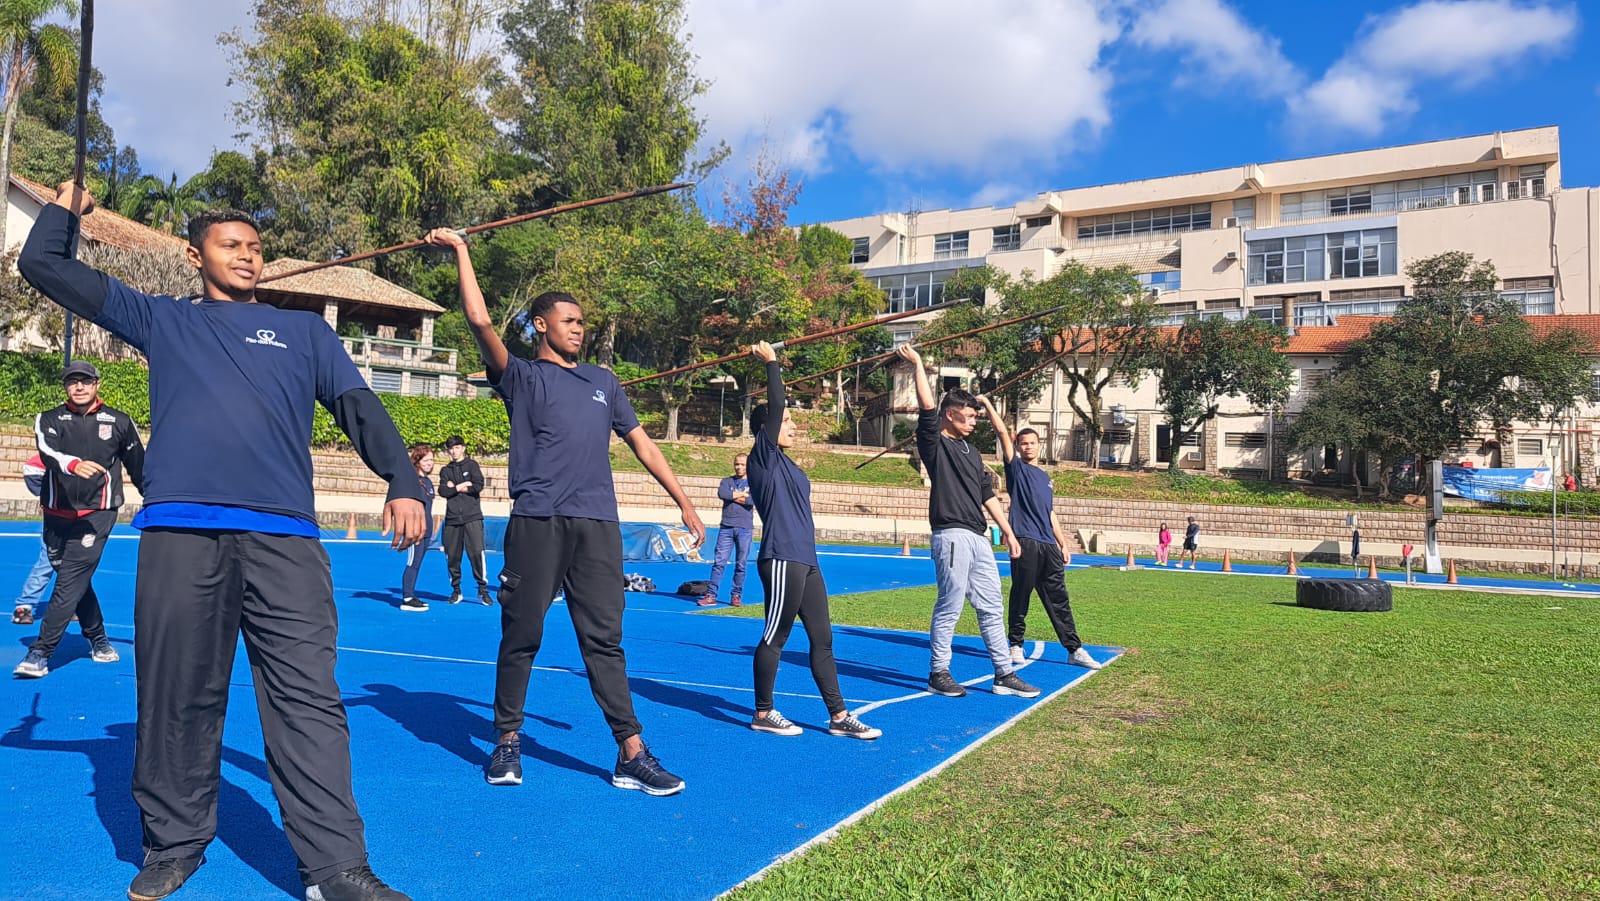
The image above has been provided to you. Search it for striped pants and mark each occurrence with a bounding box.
[400,525,433,599]
[754,558,845,717]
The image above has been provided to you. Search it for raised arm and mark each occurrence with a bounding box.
[624,427,705,546]
[425,228,509,384]
[750,341,786,442]
[896,343,935,411]
[20,185,154,349]
[977,395,1014,463]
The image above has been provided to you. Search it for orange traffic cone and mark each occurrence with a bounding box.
[345,512,358,540]
[1367,555,1378,579]
[901,534,911,556]
[1286,550,1298,575]
[1446,559,1458,584]
[1221,548,1233,572]
[1125,546,1136,568]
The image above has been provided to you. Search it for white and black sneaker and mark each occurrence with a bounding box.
[91,636,119,663]
[927,670,967,697]
[485,737,522,785]
[751,709,802,736]
[827,713,881,740]
[613,744,685,796]
[12,649,47,679]
[993,672,1041,698]
[399,597,427,612]
[1067,647,1104,670]
[446,592,463,605]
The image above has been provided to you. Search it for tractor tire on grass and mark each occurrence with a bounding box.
[1295,578,1392,613]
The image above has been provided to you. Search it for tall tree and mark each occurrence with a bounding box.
[0,0,78,251]
[1151,316,1293,473]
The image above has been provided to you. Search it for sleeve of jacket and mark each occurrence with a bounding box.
[326,388,424,505]
[22,455,44,496]
[717,477,734,502]
[437,463,458,498]
[119,416,146,494]
[34,411,82,476]
[465,461,484,498]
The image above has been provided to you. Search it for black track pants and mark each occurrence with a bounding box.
[29,510,115,657]
[441,519,488,592]
[1006,537,1082,652]
[754,558,845,717]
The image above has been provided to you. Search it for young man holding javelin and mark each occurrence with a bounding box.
[896,343,1039,700]
[424,228,705,795]
[21,184,427,901]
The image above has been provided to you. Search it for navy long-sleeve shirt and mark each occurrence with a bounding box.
[747,361,817,567]
[716,475,753,529]
[18,203,422,530]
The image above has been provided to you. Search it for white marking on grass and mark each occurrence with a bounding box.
[724,648,1120,896]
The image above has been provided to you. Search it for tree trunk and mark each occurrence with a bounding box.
[595,316,618,369]
[664,397,681,442]
[0,87,20,255]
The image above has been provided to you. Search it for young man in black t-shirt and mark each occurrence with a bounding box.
[895,344,1039,700]
[426,228,705,796]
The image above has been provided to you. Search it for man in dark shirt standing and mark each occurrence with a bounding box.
[13,360,144,679]
[438,435,492,605]
[425,228,705,796]
[976,396,1102,671]
[21,183,426,901]
[895,344,1039,700]
[698,453,753,607]
[1180,515,1201,569]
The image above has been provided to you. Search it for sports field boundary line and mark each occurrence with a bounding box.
[722,652,1119,897]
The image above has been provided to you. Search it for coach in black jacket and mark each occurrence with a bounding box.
[14,360,144,678]
[438,435,492,605]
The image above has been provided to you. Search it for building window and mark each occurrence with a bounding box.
[991,224,1020,252]
[1516,437,1544,457]
[1179,431,1202,447]
[1281,171,1498,219]
[933,231,969,259]
[1248,227,1396,286]
[1516,164,1547,199]
[1248,306,1282,325]
[1138,271,1181,293]
[875,270,950,313]
[1076,203,1212,241]
[1225,432,1268,448]
[1103,429,1133,444]
[1232,197,1255,227]
[850,237,869,264]
[411,373,440,397]
[1025,215,1053,229]
[896,234,908,264]
[369,369,403,394]
[1300,369,1329,391]
[1205,298,1241,309]
[1502,276,1555,315]
[1328,286,1404,302]
[1592,370,1600,397]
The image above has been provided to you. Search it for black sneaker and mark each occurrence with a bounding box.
[446,592,463,604]
[127,855,205,901]
[305,864,409,900]
[11,605,32,625]
[399,597,427,612]
[612,744,685,796]
[479,587,495,606]
[827,713,882,740]
[927,670,967,697]
[993,671,1041,698]
[485,737,522,785]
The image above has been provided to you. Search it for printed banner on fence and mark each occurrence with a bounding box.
[1440,465,1551,501]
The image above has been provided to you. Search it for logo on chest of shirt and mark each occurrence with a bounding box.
[591,389,607,405]
[98,424,113,441]
[245,328,288,349]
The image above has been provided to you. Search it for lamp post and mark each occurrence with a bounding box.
[709,373,737,441]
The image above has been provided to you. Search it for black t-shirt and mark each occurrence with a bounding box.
[915,408,993,536]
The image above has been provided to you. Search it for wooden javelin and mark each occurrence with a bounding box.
[618,296,976,388]
[258,182,694,284]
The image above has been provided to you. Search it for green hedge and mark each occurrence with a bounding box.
[1,351,513,452]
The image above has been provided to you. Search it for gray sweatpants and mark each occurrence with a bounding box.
[929,527,1015,676]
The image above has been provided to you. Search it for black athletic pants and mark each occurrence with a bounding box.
[1006,537,1082,652]
[754,558,846,717]
[493,515,640,742]
[441,519,488,592]
[399,521,433,599]
[29,510,115,657]
[131,529,367,886]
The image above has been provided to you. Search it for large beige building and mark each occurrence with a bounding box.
[817,126,1600,482]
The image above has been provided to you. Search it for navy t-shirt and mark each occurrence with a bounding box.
[492,355,639,521]
[88,278,367,524]
[1004,456,1056,545]
[717,476,754,530]
[746,360,817,567]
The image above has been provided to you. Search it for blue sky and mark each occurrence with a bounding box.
[93,1,1597,228]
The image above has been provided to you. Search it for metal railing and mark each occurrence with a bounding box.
[340,336,457,370]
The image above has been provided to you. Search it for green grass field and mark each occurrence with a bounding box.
[717,569,1600,900]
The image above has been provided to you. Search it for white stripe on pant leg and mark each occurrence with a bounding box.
[763,560,785,646]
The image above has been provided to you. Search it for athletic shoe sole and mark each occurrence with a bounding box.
[750,722,802,736]
[13,664,46,678]
[828,726,882,740]
[92,652,119,663]
[400,605,428,612]
[611,774,685,796]
[484,771,522,786]
[992,682,1041,698]
[926,682,967,698]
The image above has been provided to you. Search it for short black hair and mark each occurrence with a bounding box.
[529,291,581,332]
[187,209,259,247]
[445,435,465,448]
[1015,427,1039,440]
[939,388,979,417]
[749,402,771,435]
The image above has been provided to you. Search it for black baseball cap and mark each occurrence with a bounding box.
[62,361,100,382]
[445,435,465,448]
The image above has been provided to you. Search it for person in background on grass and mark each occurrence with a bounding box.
[11,454,55,626]
[1179,515,1200,569]
[399,444,437,612]
[1156,522,1172,567]
[438,435,492,605]
[895,343,1039,701]
[742,340,881,740]
[1351,527,1362,574]
[21,182,425,901]
[976,396,1101,672]
[425,227,705,797]
[698,453,753,607]
[13,360,143,680]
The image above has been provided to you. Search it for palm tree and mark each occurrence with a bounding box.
[121,171,202,234]
[0,0,79,252]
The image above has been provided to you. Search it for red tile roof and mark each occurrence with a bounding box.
[1287,314,1600,355]
[9,175,186,251]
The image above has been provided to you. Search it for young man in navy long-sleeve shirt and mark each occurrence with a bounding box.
[424,227,704,796]
[19,183,426,901]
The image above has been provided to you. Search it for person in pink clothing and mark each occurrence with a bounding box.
[1156,523,1172,566]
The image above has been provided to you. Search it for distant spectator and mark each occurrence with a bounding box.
[1351,528,1362,572]
[1178,516,1200,570]
[1156,522,1172,567]
[698,454,753,607]
[438,435,492,605]
[398,444,436,612]
[1564,472,1577,492]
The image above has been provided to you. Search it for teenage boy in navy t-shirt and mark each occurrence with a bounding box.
[976,396,1102,672]
[424,228,705,796]
[20,183,427,901]
[743,340,880,740]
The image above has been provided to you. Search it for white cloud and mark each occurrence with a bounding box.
[967,181,1030,209]
[1291,1,1580,136]
[685,0,1119,179]
[1127,0,1303,96]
